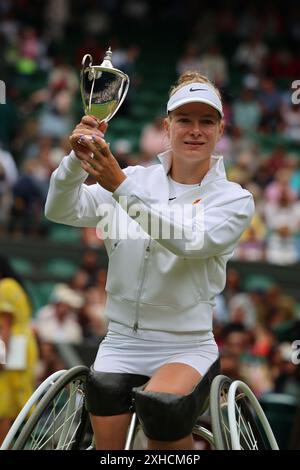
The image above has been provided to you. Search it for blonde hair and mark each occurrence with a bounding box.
[169,71,222,101]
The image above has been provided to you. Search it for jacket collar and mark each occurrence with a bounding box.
[157,150,227,187]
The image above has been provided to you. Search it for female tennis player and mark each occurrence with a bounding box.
[45,71,254,450]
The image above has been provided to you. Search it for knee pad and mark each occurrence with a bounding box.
[132,356,221,441]
[133,387,201,441]
[85,368,149,416]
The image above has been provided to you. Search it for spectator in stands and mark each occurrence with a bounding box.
[219,348,243,381]
[34,283,84,344]
[199,43,228,88]
[232,86,262,133]
[0,257,38,445]
[287,154,300,197]
[8,159,46,237]
[47,55,79,97]
[82,4,110,36]
[267,48,298,80]
[80,250,99,287]
[234,33,268,73]
[280,102,300,142]
[264,167,297,203]
[220,323,252,358]
[235,183,267,261]
[258,77,282,133]
[69,269,89,294]
[176,43,202,76]
[140,117,168,162]
[44,0,70,41]
[35,341,66,385]
[220,323,274,396]
[112,139,132,169]
[227,151,256,187]
[264,186,300,265]
[0,147,18,227]
[75,34,104,69]
[270,343,300,397]
[78,286,108,344]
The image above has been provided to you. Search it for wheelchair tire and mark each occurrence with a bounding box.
[210,375,233,450]
[227,380,279,450]
[13,366,90,450]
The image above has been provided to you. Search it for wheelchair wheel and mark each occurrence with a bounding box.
[210,375,233,450]
[13,366,90,450]
[1,370,66,450]
[228,380,279,450]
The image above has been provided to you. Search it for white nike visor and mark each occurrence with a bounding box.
[167,82,224,118]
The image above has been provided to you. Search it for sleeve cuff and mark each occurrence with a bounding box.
[66,150,88,175]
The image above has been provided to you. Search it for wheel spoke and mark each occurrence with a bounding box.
[247,420,259,450]
[235,401,256,449]
[31,388,66,448]
[33,404,83,449]
[29,382,84,449]
[220,391,231,448]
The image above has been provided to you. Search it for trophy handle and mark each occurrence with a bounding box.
[81,54,96,116]
[82,54,93,68]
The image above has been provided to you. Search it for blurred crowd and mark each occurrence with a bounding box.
[0,0,300,446]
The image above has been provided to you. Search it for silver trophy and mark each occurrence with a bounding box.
[80,47,130,123]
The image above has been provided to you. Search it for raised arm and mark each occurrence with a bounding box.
[45,116,114,227]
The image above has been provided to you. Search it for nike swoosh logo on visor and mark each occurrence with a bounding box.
[189,88,207,92]
[168,197,176,201]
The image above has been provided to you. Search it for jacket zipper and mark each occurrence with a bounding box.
[133,238,151,332]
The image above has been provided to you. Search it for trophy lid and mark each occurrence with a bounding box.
[100,47,113,69]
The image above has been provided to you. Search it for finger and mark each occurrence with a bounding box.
[83,136,109,160]
[69,135,94,159]
[71,133,101,152]
[76,142,104,170]
[82,139,102,161]
[91,135,111,158]
[80,160,100,178]
[88,115,108,135]
[74,149,94,161]
[86,152,104,171]
[81,115,108,134]
[74,126,105,138]
[81,115,100,128]
[97,120,108,134]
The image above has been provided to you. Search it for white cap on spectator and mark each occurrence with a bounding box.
[51,283,84,309]
[167,82,224,118]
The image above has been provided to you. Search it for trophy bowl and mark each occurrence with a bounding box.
[80,47,130,123]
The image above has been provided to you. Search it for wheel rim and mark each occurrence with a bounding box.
[228,381,279,450]
[210,375,233,450]
[20,376,87,450]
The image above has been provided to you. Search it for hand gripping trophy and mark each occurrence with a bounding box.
[80,47,130,127]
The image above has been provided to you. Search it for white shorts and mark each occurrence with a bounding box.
[94,322,219,377]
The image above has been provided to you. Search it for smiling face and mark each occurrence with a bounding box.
[165,102,224,166]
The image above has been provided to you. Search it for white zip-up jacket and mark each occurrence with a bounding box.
[45,150,254,334]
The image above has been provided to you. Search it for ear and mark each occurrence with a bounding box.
[164,117,170,139]
[217,119,225,142]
